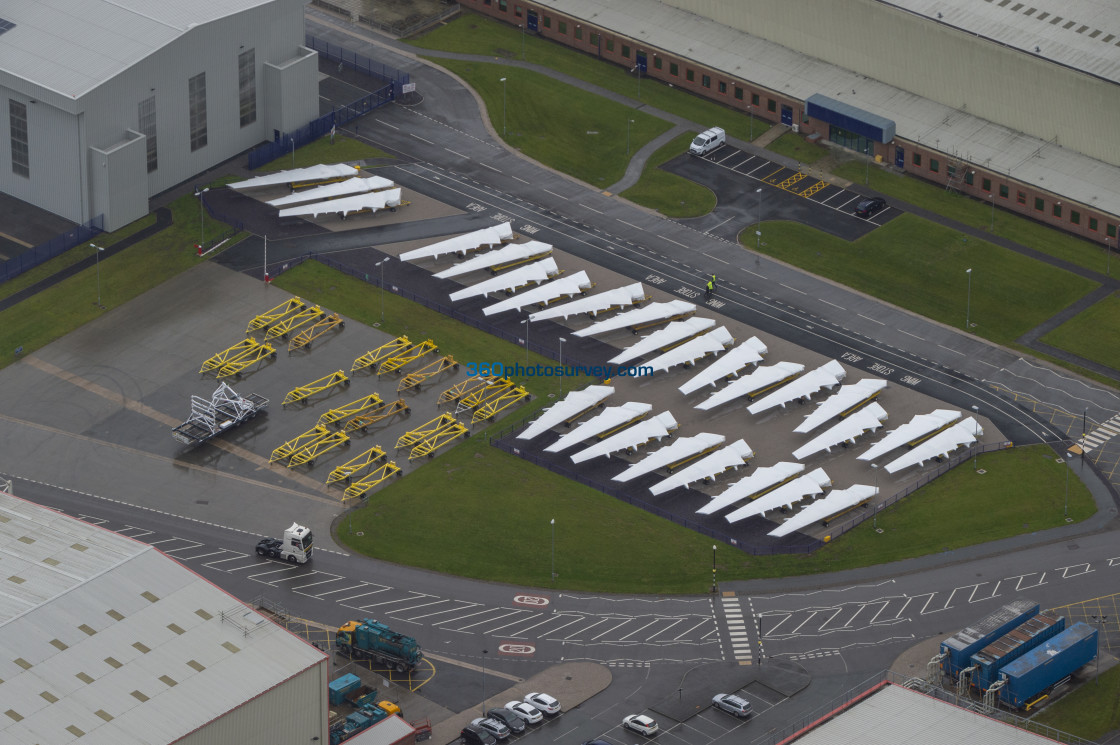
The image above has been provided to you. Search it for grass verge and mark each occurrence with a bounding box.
[409,13,772,143]
[1031,663,1120,741]
[428,59,672,187]
[746,216,1097,346]
[1039,292,1120,371]
[621,132,716,217]
[767,132,829,165]
[258,134,392,171]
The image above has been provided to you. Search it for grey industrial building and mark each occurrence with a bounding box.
[0,0,318,231]
[0,489,331,744]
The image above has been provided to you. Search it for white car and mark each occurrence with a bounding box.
[623,714,659,736]
[504,700,543,724]
[524,692,561,715]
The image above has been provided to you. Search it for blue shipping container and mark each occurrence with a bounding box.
[971,613,1065,690]
[999,622,1098,709]
[940,599,1039,678]
[329,673,362,705]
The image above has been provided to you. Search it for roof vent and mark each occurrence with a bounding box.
[0,19,14,36]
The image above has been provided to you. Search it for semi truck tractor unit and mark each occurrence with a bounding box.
[255,523,313,564]
[336,619,422,672]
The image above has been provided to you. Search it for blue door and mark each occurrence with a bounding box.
[781,105,793,125]
[635,52,648,73]
[526,10,538,31]
[895,146,905,169]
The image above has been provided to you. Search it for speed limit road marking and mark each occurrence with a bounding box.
[513,594,550,608]
[498,642,536,656]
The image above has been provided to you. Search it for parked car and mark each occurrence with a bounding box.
[854,197,887,218]
[623,714,659,736]
[504,700,543,724]
[471,717,511,740]
[711,693,752,718]
[487,708,527,734]
[582,740,612,745]
[524,692,561,715]
[461,724,498,745]
[689,126,726,156]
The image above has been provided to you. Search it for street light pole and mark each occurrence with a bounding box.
[194,187,209,246]
[89,243,105,308]
[748,105,753,141]
[756,187,763,250]
[550,518,555,583]
[290,138,295,169]
[375,257,391,323]
[989,192,995,231]
[558,336,566,395]
[522,318,530,366]
[1064,455,1070,519]
[481,649,488,715]
[711,545,717,593]
[519,24,525,60]
[971,405,980,470]
[500,78,507,137]
[871,463,879,530]
[626,118,634,158]
[1106,236,1112,277]
[965,268,972,329]
[1092,615,1107,681]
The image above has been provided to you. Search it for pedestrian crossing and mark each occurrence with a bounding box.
[1075,413,1120,453]
[719,594,755,664]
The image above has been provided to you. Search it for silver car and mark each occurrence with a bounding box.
[711,693,752,718]
[471,717,511,740]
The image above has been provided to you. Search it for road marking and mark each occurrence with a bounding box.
[937,344,965,356]
[410,134,434,144]
[858,313,885,325]
[659,236,688,248]
[480,162,501,173]
[444,148,468,158]
[899,329,925,340]
[512,175,530,184]
[579,203,603,214]
[375,118,399,130]
[514,594,550,607]
[780,283,807,295]
[618,219,642,230]
[820,299,845,310]
[543,188,568,199]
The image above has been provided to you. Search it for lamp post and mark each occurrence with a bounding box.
[756,187,764,249]
[500,78,507,137]
[1092,615,1107,681]
[989,192,995,231]
[558,336,566,394]
[263,234,269,283]
[481,649,488,715]
[519,24,525,60]
[193,187,209,246]
[290,137,295,168]
[1106,236,1112,277]
[522,318,530,366]
[865,143,871,185]
[89,243,105,308]
[550,518,556,583]
[637,59,642,99]
[626,118,634,158]
[748,105,753,141]
[375,257,391,323]
[1064,452,1072,519]
[711,545,717,593]
[970,405,980,470]
[965,268,972,329]
[871,463,879,530]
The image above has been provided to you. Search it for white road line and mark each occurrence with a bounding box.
[375,118,399,130]
[484,612,542,635]
[704,253,731,265]
[580,203,604,214]
[454,610,524,631]
[780,283,807,295]
[617,619,661,641]
[976,359,999,369]
[660,236,688,248]
[673,619,711,640]
[444,148,469,158]
[937,344,965,356]
[820,190,846,205]
[542,616,588,639]
[405,603,482,621]
[410,134,434,145]
[512,175,530,184]
[747,162,773,177]
[591,619,631,640]
[837,195,862,210]
[567,618,608,640]
[618,219,642,230]
[358,594,437,609]
[543,189,568,199]
[388,598,459,615]
[858,313,885,325]
[431,606,501,626]
[173,549,235,561]
[291,578,347,590]
[706,216,734,234]
[653,618,685,640]
[820,299,845,310]
[899,329,925,340]
[480,162,502,173]
[334,589,393,603]
[790,612,820,636]
[309,584,377,597]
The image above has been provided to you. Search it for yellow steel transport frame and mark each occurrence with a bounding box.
[289,429,350,468]
[438,377,493,406]
[352,337,411,373]
[327,445,387,485]
[472,386,530,424]
[629,308,695,334]
[397,414,460,449]
[839,390,884,419]
[271,425,332,464]
[289,313,344,352]
[200,338,257,373]
[343,399,411,432]
[344,461,402,500]
[247,297,305,334]
[665,443,726,474]
[398,356,458,393]
[536,280,597,308]
[216,341,277,379]
[266,305,325,340]
[408,418,470,460]
[745,371,803,401]
[318,394,384,427]
[488,245,552,274]
[597,409,650,439]
[378,339,438,375]
[455,378,514,414]
[283,370,350,406]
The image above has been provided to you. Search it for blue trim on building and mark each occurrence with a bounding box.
[806,94,896,143]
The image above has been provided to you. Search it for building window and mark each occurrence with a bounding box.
[589,32,598,45]
[483,0,490,5]
[574,27,581,40]
[653,56,662,70]
[188,72,207,151]
[1071,210,1080,225]
[1108,224,1117,239]
[767,98,776,112]
[1053,203,1062,218]
[498,0,507,11]
[621,44,630,58]
[138,96,157,173]
[1034,197,1044,211]
[930,158,939,173]
[9,99,29,178]
[701,74,711,88]
[964,170,974,185]
[751,93,760,105]
[515,5,522,16]
[669,62,678,76]
[238,49,256,128]
[999,184,1009,199]
[912,152,921,167]
[1089,217,1098,231]
[734,87,743,100]
[557,21,565,33]
[686,69,694,82]
[605,39,613,52]
[947,165,956,180]
[1016,191,1026,205]
[718,81,727,94]
[981,177,991,191]
[542,16,550,28]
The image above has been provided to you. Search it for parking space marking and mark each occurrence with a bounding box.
[484,612,544,635]
[591,619,631,640]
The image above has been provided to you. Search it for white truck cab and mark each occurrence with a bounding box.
[256,522,313,563]
[689,127,726,156]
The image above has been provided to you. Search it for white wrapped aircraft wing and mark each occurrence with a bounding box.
[517,385,614,440]
[858,409,962,461]
[483,272,593,316]
[767,484,878,537]
[695,362,805,411]
[794,378,888,434]
[747,360,846,415]
[529,283,646,321]
[697,462,804,515]
[545,402,652,453]
[613,433,725,483]
[884,418,982,474]
[434,240,552,279]
[278,188,402,218]
[571,412,678,463]
[792,403,888,461]
[678,337,768,395]
[726,468,832,524]
[229,164,360,190]
[399,222,515,262]
[645,327,735,374]
[609,317,716,364]
[649,439,753,495]
[448,258,560,302]
[266,176,394,207]
[573,300,695,337]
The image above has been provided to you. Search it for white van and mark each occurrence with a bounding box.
[689,127,726,156]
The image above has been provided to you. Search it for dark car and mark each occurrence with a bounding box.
[461,725,498,745]
[854,197,887,218]
[487,708,527,734]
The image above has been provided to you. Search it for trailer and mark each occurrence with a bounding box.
[971,613,1065,691]
[997,622,1098,709]
[939,599,1039,678]
[171,383,268,447]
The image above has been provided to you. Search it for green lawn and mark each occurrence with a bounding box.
[767,132,829,165]
[1031,662,1120,741]
[832,161,1112,274]
[621,132,716,217]
[257,134,392,171]
[747,216,1097,346]
[430,60,672,186]
[1040,292,1120,370]
[410,14,771,143]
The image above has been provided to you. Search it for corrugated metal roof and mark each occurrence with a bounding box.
[792,683,1057,745]
[884,0,1120,84]
[535,0,1120,217]
[0,492,327,745]
[345,715,417,745]
[0,0,275,99]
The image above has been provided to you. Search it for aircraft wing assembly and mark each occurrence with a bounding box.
[884,418,982,474]
[517,385,614,440]
[747,360,846,415]
[767,484,877,538]
[697,462,804,515]
[529,284,646,321]
[448,258,560,302]
[399,222,515,261]
[725,468,832,524]
[570,412,678,464]
[794,378,889,434]
[645,327,735,374]
[678,337,768,395]
[278,188,402,218]
[649,439,753,495]
[544,402,652,453]
[613,432,725,483]
[266,176,394,207]
[433,240,552,279]
[858,409,962,461]
[609,317,717,364]
[229,164,360,190]
[572,300,695,337]
[695,362,805,411]
[482,272,593,316]
[792,403,888,461]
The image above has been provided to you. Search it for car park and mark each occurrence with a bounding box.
[623,714,659,736]
[487,708,526,734]
[461,724,498,745]
[854,197,887,218]
[471,717,511,740]
[504,700,543,724]
[711,693,752,717]
[523,692,561,715]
